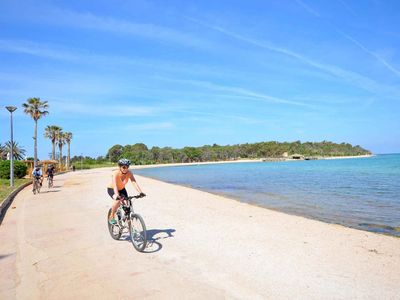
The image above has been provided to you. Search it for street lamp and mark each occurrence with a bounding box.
[6,106,17,187]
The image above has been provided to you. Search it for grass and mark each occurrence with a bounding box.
[0,178,30,205]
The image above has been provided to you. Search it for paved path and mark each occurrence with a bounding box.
[1,168,400,299]
[0,169,228,299]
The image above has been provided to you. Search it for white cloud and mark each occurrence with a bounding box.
[0,39,79,61]
[157,76,314,108]
[0,39,234,80]
[43,8,212,49]
[126,122,174,131]
[338,32,400,77]
[187,18,400,99]
[50,100,159,117]
[290,2,400,78]
[295,0,321,17]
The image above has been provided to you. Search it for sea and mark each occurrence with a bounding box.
[134,154,400,237]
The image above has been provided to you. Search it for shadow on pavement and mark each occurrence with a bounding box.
[143,228,176,253]
[122,228,176,253]
[41,190,61,193]
[0,253,15,260]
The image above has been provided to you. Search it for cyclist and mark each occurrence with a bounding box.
[107,158,145,225]
[32,165,43,188]
[46,164,55,185]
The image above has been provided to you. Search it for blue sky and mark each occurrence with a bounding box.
[0,0,399,159]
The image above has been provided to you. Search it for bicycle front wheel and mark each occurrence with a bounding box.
[107,208,122,240]
[32,181,37,194]
[129,213,147,252]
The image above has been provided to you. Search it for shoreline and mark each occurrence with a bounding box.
[129,153,400,237]
[131,154,374,170]
[321,154,374,160]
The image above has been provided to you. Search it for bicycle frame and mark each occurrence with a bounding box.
[116,198,135,228]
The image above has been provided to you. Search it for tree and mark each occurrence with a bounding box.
[183,147,202,162]
[150,146,161,163]
[4,141,26,160]
[106,144,123,162]
[22,97,49,167]
[56,131,66,168]
[64,132,73,169]
[44,125,62,160]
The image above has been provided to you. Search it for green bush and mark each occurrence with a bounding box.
[0,160,28,179]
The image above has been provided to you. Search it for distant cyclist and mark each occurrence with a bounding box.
[32,165,43,187]
[46,164,55,186]
[107,159,145,225]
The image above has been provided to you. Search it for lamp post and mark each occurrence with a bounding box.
[6,106,17,187]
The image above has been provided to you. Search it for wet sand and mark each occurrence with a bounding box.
[0,167,399,299]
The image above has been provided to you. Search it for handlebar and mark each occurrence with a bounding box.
[117,193,146,200]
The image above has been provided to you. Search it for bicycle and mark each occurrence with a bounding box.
[107,194,147,252]
[47,175,54,188]
[32,177,41,194]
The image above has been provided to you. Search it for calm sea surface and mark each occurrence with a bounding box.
[134,154,400,236]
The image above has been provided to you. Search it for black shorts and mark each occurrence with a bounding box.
[107,188,128,200]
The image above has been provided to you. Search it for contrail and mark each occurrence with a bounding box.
[338,31,400,77]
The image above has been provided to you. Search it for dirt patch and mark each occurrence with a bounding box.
[63,180,83,186]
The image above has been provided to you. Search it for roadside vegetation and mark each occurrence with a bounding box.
[0,161,27,180]
[70,156,114,170]
[0,178,30,204]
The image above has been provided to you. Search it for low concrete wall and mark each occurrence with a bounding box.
[0,181,32,221]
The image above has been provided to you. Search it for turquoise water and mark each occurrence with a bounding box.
[135,154,400,236]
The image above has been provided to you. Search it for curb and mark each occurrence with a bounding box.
[0,181,32,221]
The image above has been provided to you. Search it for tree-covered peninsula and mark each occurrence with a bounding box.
[105,141,371,165]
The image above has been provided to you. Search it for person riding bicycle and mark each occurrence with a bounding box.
[46,164,55,180]
[107,158,145,225]
[32,165,43,187]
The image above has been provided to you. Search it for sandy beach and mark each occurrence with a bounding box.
[131,154,374,170]
[0,167,399,299]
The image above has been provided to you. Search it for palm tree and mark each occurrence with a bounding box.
[56,131,66,168]
[44,125,62,160]
[64,132,73,169]
[0,143,6,160]
[4,141,26,160]
[22,98,49,167]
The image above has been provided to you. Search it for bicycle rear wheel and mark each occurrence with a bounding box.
[107,208,121,240]
[129,213,147,252]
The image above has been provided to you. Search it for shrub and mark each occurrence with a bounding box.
[0,160,28,179]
